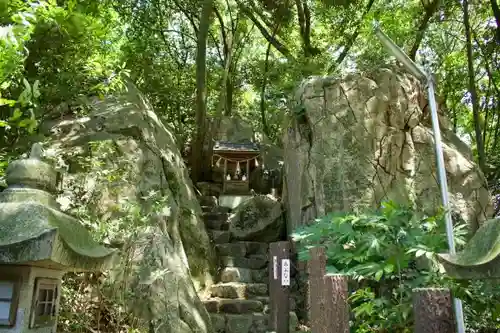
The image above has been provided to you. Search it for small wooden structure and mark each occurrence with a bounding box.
[212,141,260,194]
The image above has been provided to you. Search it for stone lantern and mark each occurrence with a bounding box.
[438,218,500,279]
[0,143,115,332]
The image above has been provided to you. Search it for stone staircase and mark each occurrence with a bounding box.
[200,196,298,333]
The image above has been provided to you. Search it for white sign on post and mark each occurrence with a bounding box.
[281,259,290,286]
[273,256,278,280]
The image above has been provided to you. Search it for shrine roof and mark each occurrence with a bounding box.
[213,141,260,153]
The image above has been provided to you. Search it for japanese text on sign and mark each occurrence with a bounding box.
[281,259,290,286]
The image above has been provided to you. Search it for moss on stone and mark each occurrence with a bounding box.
[0,201,114,259]
[438,218,500,279]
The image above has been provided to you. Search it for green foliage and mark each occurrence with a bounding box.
[458,279,500,332]
[292,201,499,332]
[55,141,176,333]
[59,272,144,333]
[0,0,499,331]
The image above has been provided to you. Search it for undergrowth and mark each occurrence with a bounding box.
[292,201,500,333]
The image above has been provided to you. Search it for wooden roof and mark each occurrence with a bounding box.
[213,141,260,153]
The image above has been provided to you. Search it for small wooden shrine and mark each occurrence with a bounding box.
[212,141,260,194]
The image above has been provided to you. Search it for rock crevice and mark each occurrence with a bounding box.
[284,67,492,232]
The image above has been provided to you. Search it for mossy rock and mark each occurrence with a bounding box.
[438,218,500,279]
[27,84,217,333]
[229,195,284,242]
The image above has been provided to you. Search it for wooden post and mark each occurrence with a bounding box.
[413,288,456,333]
[269,241,291,333]
[246,159,250,179]
[308,247,326,332]
[323,274,349,333]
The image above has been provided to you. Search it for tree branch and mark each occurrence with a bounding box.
[294,0,319,56]
[171,0,199,35]
[214,5,229,60]
[462,0,487,172]
[490,0,500,44]
[237,2,295,61]
[409,0,440,61]
[327,0,376,72]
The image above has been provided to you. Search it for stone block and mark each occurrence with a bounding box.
[217,243,247,257]
[209,230,231,244]
[210,314,226,332]
[210,282,268,299]
[225,314,254,333]
[220,256,268,269]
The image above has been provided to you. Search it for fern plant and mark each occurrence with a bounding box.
[292,201,468,332]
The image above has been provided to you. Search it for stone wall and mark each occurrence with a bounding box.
[283,66,492,233]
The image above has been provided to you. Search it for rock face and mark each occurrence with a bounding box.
[35,86,216,332]
[216,116,255,143]
[283,67,492,233]
[229,195,284,242]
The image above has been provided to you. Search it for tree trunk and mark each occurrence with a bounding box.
[191,0,213,183]
[327,0,376,72]
[463,0,487,173]
[225,77,233,116]
[260,41,272,137]
[409,0,439,61]
[206,24,235,171]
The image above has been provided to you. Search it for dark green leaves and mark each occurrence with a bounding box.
[291,201,468,332]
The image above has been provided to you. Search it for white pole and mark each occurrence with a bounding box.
[426,76,466,333]
[372,22,466,333]
[426,75,456,254]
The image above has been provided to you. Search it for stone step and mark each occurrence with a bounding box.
[204,298,264,314]
[216,242,269,257]
[203,211,230,220]
[210,282,268,299]
[209,230,231,244]
[210,312,299,333]
[202,205,213,213]
[203,205,232,213]
[203,212,230,230]
[220,255,268,270]
[253,296,297,312]
[219,267,268,284]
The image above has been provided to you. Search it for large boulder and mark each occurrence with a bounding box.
[283,67,492,233]
[33,86,216,332]
[229,195,284,242]
[216,115,254,143]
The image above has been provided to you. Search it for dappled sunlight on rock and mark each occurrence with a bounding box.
[284,66,492,233]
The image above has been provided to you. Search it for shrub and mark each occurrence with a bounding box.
[291,201,500,332]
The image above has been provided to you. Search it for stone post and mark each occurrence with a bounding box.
[323,274,349,333]
[308,247,326,332]
[269,241,291,333]
[413,288,456,333]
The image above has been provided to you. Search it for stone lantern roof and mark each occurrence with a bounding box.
[0,143,115,271]
[438,218,500,279]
